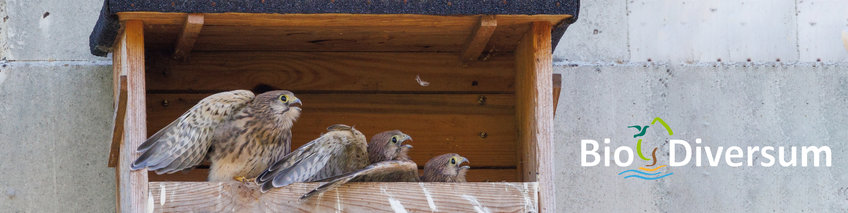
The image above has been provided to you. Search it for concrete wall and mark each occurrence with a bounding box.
[0,0,116,212]
[553,0,848,212]
[0,0,846,212]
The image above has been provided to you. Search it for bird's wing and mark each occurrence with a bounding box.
[258,140,340,193]
[131,90,255,174]
[301,160,419,199]
[257,127,361,193]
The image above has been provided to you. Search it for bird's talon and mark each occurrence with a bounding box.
[234,176,254,184]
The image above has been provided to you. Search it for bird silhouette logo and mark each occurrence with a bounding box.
[618,117,675,180]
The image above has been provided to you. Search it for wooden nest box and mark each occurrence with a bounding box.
[90,1,578,212]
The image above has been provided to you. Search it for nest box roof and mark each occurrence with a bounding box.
[89,0,579,56]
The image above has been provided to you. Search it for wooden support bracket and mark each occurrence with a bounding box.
[108,75,127,167]
[173,14,204,60]
[515,21,555,212]
[460,15,497,62]
[117,20,149,213]
[552,74,562,117]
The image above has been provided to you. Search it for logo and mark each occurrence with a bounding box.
[581,117,832,180]
[617,117,674,180]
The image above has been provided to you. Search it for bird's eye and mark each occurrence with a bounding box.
[279,95,288,103]
[450,157,457,165]
[391,136,398,143]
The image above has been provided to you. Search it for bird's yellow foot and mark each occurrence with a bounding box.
[233,176,255,184]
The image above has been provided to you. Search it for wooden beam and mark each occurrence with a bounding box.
[460,15,497,62]
[552,74,562,117]
[118,20,149,213]
[111,31,125,213]
[172,14,204,60]
[514,22,555,212]
[121,12,571,52]
[149,182,538,212]
[108,75,127,167]
[145,51,516,93]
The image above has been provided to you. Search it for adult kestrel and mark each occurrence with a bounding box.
[131,90,302,182]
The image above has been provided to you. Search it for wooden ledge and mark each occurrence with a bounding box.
[149,182,538,212]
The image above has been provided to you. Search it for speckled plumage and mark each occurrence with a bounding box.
[301,152,470,200]
[421,153,470,182]
[256,124,369,193]
[367,130,413,163]
[131,90,302,182]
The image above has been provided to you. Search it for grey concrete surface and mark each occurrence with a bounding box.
[553,0,629,63]
[554,0,848,64]
[3,0,106,61]
[0,62,115,212]
[797,0,848,63]
[554,64,848,212]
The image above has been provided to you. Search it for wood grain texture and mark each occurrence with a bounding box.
[146,93,517,168]
[460,15,497,62]
[109,76,127,168]
[148,182,537,212]
[148,168,517,182]
[171,14,203,60]
[514,22,555,212]
[552,74,562,117]
[145,51,515,93]
[120,12,570,52]
[111,34,125,213]
[118,20,149,213]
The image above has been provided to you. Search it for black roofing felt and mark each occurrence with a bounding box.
[89,0,579,56]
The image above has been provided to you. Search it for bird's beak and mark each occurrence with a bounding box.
[400,134,413,148]
[459,156,470,165]
[290,98,302,107]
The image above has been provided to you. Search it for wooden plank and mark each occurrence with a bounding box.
[149,182,537,212]
[552,74,562,117]
[460,15,498,62]
[146,93,518,168]
[118,20,149,213]
[194,25,469,52]
[172,14,204,60]
[145,51,515,93]
[111,32,125,213]
[108,76,127,167]
[514,22,555,212]
[148,168,518,182]
[122,13,571,52]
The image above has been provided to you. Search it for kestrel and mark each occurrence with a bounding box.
[300,153,471,199]
[256,124,370,192]
[131,90,302,182]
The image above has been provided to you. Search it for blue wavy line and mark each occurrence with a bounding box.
[623,173,674,180]
[617,170,660,176]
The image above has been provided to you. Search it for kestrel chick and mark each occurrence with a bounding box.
[256,124,369,193]
[301,153,470,200]
[421,153,470,182]
[131,90,302,182]
[367,130,413,163]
